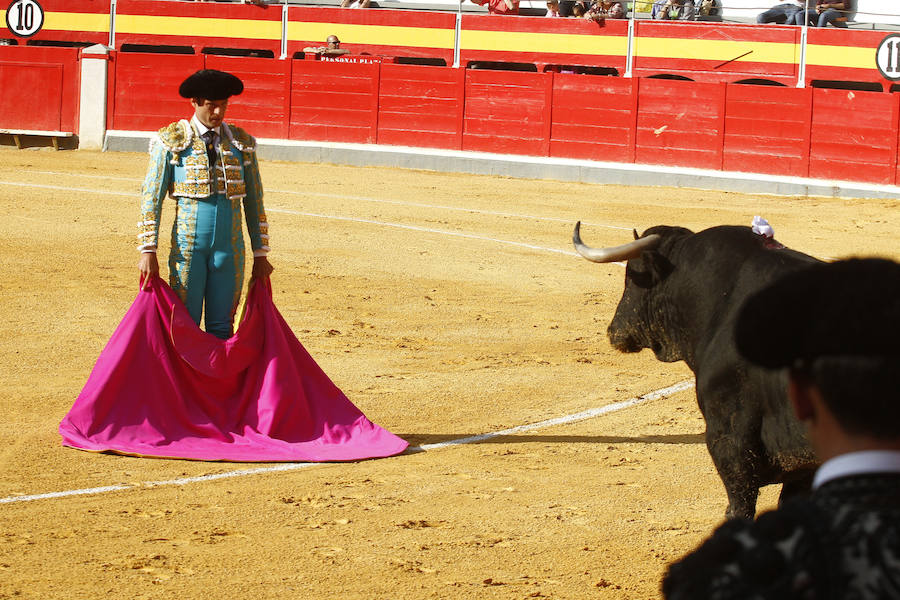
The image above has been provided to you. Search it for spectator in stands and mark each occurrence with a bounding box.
[546,0,562,17]
[794,0,850,26]
[303,35,351,57]
[652,0,695,20]
[585,0,626,20]
[467,0,520,15]
[757,1,803,24]
[558,0,575,16]
[571,2,587,17]
[663,257,900,600]
[695,0,719,17]
[340,0,371,7]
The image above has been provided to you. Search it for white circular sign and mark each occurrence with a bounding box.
[876,34,900,82]
[5,0,44,38]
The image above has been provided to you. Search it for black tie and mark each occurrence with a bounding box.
[202,130,217,166]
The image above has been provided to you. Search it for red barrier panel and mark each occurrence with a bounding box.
[805,28,887,89]
[377,63,464,150]
[289,58,380,143]
[459,15,628,72]
[549,75,637,163]
[109,52,203,132]
[5,0,111,46]
[808,88,899,185]
[723,83,811,177]
[632,22,799,85]
[462,69,552,156]
[0,46,80,132]
[114,0,282,55]
[105,49,117,131]
[9,1,899,90]
[205,55,290,140]
[634,78,725,170]
[285,7,456,64]
[896,122,900,187]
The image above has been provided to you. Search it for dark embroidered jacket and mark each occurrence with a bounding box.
[663,474,900,600]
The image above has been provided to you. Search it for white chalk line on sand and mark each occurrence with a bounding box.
[0,380,694,505]
[0,176,633,232]
[272,208,581,258]
[0,179,625,261]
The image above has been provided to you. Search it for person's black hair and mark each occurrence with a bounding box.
[796,356,900,439]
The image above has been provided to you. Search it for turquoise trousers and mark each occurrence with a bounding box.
[169,193,245,340]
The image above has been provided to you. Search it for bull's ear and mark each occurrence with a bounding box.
[643,250,675,284]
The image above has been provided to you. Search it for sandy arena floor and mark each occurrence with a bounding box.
[0,145,897,599]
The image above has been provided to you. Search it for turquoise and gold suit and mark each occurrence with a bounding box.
[138,118,269,339]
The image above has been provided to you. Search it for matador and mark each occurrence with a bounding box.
[137,69,273,339]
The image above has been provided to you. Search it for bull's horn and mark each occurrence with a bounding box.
[572,221,661,263]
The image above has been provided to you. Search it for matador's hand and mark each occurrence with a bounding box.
[252,256,274,280]
[138,252,159,290]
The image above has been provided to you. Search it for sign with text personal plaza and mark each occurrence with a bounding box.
[320,55,382,64]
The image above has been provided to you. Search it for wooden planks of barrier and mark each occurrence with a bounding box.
[723,83,812,177]
[0,46,80,136]
[808,87,900,185]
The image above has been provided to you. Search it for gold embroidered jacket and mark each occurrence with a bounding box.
[137,119,269,257]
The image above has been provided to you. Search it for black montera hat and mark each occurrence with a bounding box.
[179,69,244,100]
[735,258,900,369]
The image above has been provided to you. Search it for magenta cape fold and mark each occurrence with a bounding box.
[59,279,408,462]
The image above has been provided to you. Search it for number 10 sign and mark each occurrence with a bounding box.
[5,0,44,38]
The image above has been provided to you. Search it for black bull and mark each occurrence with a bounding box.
[573,222,819,519]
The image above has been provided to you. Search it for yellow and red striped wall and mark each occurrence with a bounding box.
[3,0,900,185]
[4,0,897,85]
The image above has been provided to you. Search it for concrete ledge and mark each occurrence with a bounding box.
[104,130,900,200]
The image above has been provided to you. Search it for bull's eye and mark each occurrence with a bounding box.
[627,267,654,288]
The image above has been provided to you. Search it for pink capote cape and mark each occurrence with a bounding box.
[59,278,408,462]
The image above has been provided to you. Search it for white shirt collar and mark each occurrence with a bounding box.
[191,115,220,137]
[813,450,900,489]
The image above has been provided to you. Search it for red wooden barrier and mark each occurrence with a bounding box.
[105,49,118,132]
[458,15,628,72]
[723,83,811,177]
[808,88,899,185]
[205,54,291,140]
[114,0,282,55]
[632,21,799,85]
[805,28,889,88]
[634,78,725,170]
[0,46,80,132]
[896,118,900,187]
[463,69,553,156]
[289,58,380,143]
[549,75,637,163]
[109,52,203,132]
[285,7,456,64]
[10,0,900,90]
[376,63,464,150]
[16,0,110,46]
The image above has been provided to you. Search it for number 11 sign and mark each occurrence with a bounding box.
[877,34,900,81]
